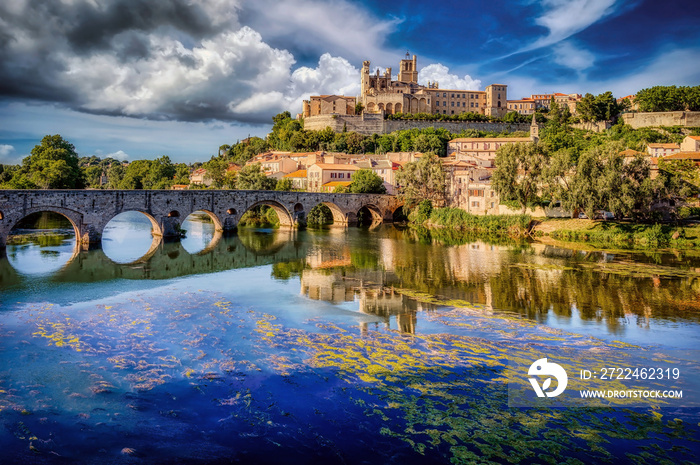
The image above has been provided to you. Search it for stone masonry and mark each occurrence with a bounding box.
[0,190,403,247]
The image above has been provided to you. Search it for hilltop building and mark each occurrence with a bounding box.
[360,53,508,118]
[302,53,509,120]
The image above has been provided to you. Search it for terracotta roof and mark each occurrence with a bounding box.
[312,163,360,170]
[283,169,307,178]
[663,152,700,160]
[688,136,700,141]
[322,181,353,187]
[450,138,532,143]
[619,149,645,157]
[647,143,680,149]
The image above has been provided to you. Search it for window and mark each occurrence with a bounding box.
[471,201,480,208]
[331,173,336,179]
[451,93,454,98]
[471,102,474,107]
[451,102,454,106]
[443,101,446,107]
[443,92,446,98]
[339,173,344,179]
[491,202,495,209]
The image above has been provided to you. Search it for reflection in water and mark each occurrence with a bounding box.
[5,211,77,275]
[181,211,216,254]
[1,224,699,464]
[102,211,159,263]
[2,223,700,345]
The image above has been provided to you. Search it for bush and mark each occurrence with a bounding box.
[420,207,531,236]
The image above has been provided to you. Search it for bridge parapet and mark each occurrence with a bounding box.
[0,190,403,247]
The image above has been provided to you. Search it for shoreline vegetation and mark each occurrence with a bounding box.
[408,203,700,250]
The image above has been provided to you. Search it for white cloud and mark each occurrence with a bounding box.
[0,144,14,157]
[106,150,130,161]
[552,41,596,72]
[230,53,360,120]
[418,64,482,90]
[532,0,619,49]
[241,0,402,65]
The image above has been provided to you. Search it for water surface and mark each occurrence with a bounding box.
[1,213,699,464]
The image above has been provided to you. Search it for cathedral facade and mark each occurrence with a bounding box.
[360,54,508,118]
[302,54,509,119]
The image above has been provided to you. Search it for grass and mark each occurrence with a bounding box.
[534,219,700,249]
[425,207,531,236]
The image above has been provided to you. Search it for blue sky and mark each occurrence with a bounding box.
[0,0,698,164]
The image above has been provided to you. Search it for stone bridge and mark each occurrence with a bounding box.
[0,189,403,247]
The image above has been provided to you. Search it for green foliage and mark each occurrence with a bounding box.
[635,85,700,112]
[410,200,433,224]
[395,152,446,207]
[491,142,546,213]
[427,207,531,235]
[4,135,84,189]
[576,91,623,122]
[348,169,386,194]
[275,178,294,191]
[238,205,279,227]
[236,163,277,190]
[307,204,334,226]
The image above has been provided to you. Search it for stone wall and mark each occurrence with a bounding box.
[0,190,403,247]
[571,121,611,132]
[621,111,700,129]
[303,114,530,135]
[384,120,530,134]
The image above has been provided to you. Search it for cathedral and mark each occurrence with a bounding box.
[303,54,508,119]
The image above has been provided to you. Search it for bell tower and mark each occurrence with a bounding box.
[361,60,371,96]
[398,53,418,84]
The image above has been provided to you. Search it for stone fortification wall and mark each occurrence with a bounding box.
[571,121,611,133]
[303,114,530,135]
[384,120,529,134]
[621,112,700,129]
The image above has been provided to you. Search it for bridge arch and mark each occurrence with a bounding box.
[243,200,294,227]
[5,206,82,242]
[357,204,384,225]
[103,210,163,237]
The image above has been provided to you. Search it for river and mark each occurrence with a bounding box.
[0,211,698,464]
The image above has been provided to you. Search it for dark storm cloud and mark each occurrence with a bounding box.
[61,0,218,54]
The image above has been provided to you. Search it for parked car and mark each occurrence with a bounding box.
[578,211,588,219]
[594,210,615,220]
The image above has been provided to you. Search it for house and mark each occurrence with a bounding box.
[506,98,537,115]
[448,166,501,215]
[448,137,532,166]
[246,153,297,175]
[681,136,700,153]
[283,169,308,190]
[662,152,700,166]
[307,163,360,192]
[189,168,211,186]
[171,184,189,190]
[646,143,680,157]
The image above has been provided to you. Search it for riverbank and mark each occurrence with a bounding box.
[532,218,700,249]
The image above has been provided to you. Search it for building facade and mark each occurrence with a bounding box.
[359,54,508,118]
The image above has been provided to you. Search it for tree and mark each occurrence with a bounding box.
[354,102,364,114]
[18,135,84,189]
[395,152,446,207]
[491,142,546,214]
[307,204,333,226]
[146,155,176,189]
[83,165,104,188]
[236,163,276,190]
[348,169,386,194]
[201,156,227,188]
[275,178,293,191]
[635,86,689,112]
